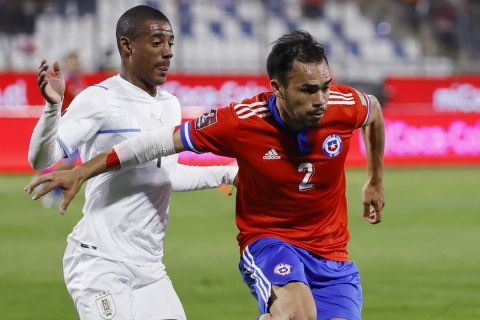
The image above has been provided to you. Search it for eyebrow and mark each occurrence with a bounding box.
[299,78,332,89]
[151,31,174,40]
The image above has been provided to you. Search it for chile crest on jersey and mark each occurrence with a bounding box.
[322,134,343,158]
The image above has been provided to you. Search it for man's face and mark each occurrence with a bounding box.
[275,60,331,130]
[129,19,174,87]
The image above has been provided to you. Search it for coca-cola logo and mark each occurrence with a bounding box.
[360,119,480,156]
[0,80,27,108]
[433,84,480,112]
[163,80,269,108]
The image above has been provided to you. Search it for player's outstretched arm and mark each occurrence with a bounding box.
[25,128,185,214]
[28,60,66,170]
[361,95,385,224]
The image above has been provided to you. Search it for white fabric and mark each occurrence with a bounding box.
[28,74,234,266]
[114,126,176,168]
[63,241,186,320]
[112,123,238,190]
[114,127,238,190]
[29,75,237,319]
[56,76,175,266]
[28,102,64,169]
[172,164,237,191]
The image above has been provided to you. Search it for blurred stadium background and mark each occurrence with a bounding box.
[0,0,479,319]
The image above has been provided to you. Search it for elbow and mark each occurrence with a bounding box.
[29,159,48,171]
[28,153,51,171]
[28,152,38,170]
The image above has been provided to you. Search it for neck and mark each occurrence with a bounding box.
[120,67,157,97]
[275,99,302,131]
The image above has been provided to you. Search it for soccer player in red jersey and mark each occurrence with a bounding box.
[27,31,385,320]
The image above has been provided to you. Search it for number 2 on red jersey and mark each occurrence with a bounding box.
[298,162,315,191]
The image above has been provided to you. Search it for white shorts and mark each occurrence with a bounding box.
[63,241,186,320]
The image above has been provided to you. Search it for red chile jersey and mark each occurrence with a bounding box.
[179,84,371,261]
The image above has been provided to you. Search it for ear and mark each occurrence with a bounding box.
[270,79,285,102]
[120,36,132,57]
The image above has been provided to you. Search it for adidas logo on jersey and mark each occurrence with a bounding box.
[263,148,281,160]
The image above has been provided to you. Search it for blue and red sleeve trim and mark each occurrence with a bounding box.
[179,121,202,154]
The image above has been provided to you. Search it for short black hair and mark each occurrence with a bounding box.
[115,5,170,53]
[267,30,328,86]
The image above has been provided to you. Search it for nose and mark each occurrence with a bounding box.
[162,44,173,59]
[312,91,327,108]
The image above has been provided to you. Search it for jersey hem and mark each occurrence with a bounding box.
[66,237,166,267]
[240,235,349,262]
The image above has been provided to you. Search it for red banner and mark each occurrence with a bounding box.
[1,72,480,172]
[384,76,480,114]
[381,112,480,166]
[2,113,479,172]
[0,72,269,110]
[0,72,114,108]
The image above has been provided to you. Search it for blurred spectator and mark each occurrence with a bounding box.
[97,48,119,73]
[399,0,421,32]
[54,0,96,16]
[302,0,324,19]
[457,0,480,58]
[0,0,45,34]
[62,52,86,110]
[431,0,458,56]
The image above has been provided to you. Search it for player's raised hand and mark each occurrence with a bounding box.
[24,167,85,215]
[362,180,384,224]
[37,59,65,105]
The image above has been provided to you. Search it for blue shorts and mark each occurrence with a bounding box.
[239,237,362,320]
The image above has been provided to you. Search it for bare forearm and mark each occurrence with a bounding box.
[362,99,385,183]
[76,151,113,182]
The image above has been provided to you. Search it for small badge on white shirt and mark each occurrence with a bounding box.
[95,291,116,319]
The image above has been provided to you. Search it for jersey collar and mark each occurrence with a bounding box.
[268,95,312,155]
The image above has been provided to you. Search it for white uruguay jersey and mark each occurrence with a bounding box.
[58,75,181,266]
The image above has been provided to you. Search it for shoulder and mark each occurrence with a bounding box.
[157,88,181,119]
[63,80,112,117]
[330,83,370,106]
[228,92,272,120]
[328,84,373,118]
[329,84,357,102]
[157,88,180,106]
[73,76,117,102]
[70,85,107,106]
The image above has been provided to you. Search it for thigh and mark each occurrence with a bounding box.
[239,237,310,314]
[306,259,362,320]
[64,249,135,320]
[132,275,186,320]
[269,281,317,320]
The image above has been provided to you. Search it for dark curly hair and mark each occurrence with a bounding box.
[267,30,328,86]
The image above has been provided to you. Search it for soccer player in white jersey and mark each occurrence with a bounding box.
[28,5,237,320]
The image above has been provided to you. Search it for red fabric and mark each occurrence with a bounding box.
[185,84,369,261]
[62,76,87,113]
[106,149,120,169]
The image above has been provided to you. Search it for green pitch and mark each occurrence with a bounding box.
[0,168,479,319]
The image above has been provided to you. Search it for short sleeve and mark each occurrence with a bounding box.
[57,86,107,155]
[352,88,371,129]
[179,107,239,158]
